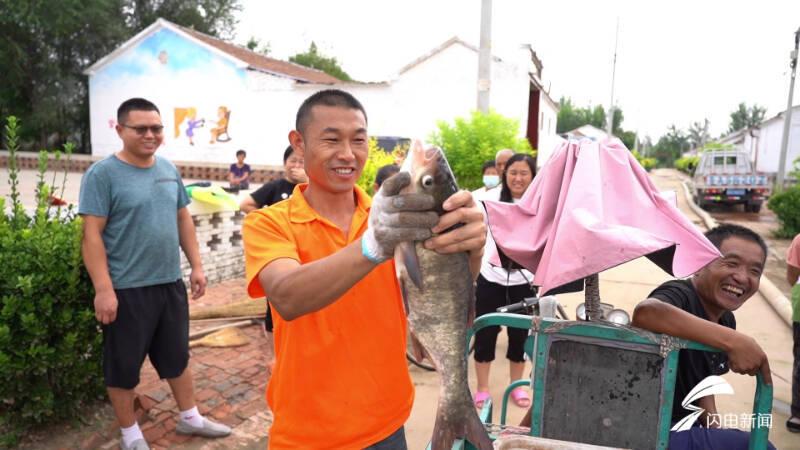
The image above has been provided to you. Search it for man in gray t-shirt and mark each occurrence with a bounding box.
[79,98,230,450]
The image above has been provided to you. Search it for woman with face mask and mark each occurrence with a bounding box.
[471,160,500,200]
[472,153,537,410]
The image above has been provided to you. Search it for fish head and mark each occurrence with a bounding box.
[399,140,459,214]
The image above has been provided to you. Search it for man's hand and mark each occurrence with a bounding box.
[190,268,207,299]
[425,190,486,255]
[289,168,307,183]
[361,172,439,263]
[94,289,118,324]
[726,333,772,385]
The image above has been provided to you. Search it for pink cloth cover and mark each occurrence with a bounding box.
[484,139,721,296]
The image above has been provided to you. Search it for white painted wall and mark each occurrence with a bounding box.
[89,32,556,168]
[536,95,563,167]
[733,109,800,174]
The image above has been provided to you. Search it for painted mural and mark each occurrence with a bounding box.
[88,27,255,164]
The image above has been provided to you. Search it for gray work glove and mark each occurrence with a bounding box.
[361,172,439,263]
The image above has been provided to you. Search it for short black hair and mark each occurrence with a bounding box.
[283,146,295,163]
[295,89,367,135]
[117,98,160,124]
[236,149,246,157]
[482,160,496,174]
[705,224,767,262]
[375,164,400,188]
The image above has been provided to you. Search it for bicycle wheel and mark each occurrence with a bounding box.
[406,327,436,371]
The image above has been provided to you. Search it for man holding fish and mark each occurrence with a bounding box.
[243,89,488,449]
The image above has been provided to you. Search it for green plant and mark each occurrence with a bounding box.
[429,110,534,190]
[631,150,657,172]
[0,116,103,446]
[674,156,700,175]
[356,138,398,196]
[768,186,800,238]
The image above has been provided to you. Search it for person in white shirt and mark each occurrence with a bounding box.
[472,153,537,409]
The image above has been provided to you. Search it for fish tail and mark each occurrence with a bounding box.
[430,406,493,450]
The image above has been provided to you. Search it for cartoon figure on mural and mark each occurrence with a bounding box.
[209,106,231,144]
[174,106,232,146]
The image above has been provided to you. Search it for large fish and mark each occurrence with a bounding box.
[395,141,493,450]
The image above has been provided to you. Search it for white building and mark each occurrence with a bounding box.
[718,105,800,175]
[85,18,559,167]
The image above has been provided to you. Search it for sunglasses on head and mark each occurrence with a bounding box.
[122,124,164,135]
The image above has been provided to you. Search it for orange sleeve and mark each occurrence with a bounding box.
[242,210,299,298]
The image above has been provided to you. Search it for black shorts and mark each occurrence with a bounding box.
[103,279,189,389]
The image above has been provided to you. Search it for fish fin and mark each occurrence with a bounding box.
[397,242,423,291]
[408,327,428,364]
[463,406,493,450]
[430,409,456,450]
[430,403,492,450]
[398,275,410,316]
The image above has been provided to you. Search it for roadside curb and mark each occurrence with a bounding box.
[680,181,793,328]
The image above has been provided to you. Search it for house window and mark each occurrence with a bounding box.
[540,112,544,130]
[548,118,551,133]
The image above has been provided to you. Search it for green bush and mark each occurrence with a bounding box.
[768,186,800,238]
[632,150,657,172]
[0,117,103,446]
[357,138,400,196]
[674,156,699,175]
[429,110,534,190]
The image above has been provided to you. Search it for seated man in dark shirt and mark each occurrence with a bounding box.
[240,146,306,213]
[633,224,775,450]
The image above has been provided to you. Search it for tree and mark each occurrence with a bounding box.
[122,0,241,40]
[0,0,241,152]
[652,124,688,167]
[728,102,766,133]
[245,36,271,55]
[687,119,710,150]
[429,110,533,190]
[289,42,352,81]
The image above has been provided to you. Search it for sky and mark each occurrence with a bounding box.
[235,0,800,141]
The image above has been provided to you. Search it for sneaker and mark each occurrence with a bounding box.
[787,418,800,433]
[175,417,232,438]
[120,438,150,450]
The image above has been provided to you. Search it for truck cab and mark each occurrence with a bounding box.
[691,150,772,213]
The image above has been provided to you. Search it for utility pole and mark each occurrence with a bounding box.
[477,0,492,113]
[776,27,800,193]
[606,18,620,136]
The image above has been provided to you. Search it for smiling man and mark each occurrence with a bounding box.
[242,89,486,449]
[80,98,230,450]
[632,224,775,450]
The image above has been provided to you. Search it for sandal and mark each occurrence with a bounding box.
[473,390,491,409]
[511,387,530,408]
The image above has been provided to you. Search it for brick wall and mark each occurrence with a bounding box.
[0,150,284,183]
[181,210,246,285]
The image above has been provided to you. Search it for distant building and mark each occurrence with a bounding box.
[85,18,560,166]
[718,104,800,175]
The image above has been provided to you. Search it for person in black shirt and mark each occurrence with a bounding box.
[633,224,775,450]
[240,146,306,213]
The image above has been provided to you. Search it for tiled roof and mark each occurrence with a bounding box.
[178,25,341,84]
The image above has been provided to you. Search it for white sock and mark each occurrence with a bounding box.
[179,406,204,427]
[120,422,144,447]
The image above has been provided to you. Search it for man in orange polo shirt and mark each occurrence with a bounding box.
[243,89,486,449]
